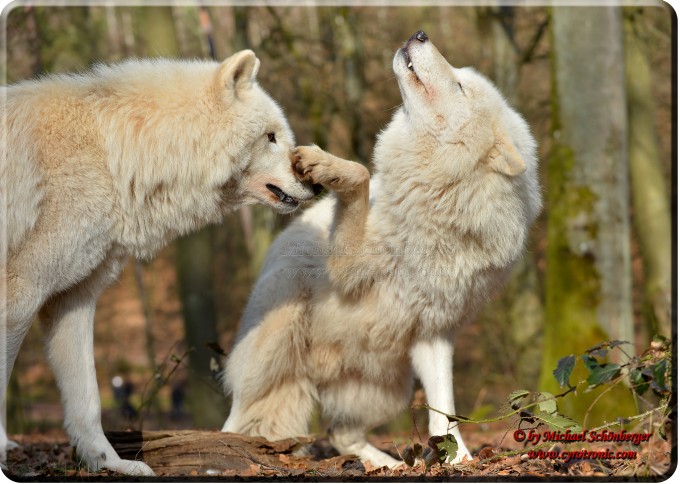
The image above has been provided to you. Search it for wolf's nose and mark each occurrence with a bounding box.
[411,31,428,42]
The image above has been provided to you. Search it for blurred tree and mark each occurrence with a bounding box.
[136,5,226,428]
[33,6,93,73]
[540,6,637,423]
[333,7,368,162]
[135,6,178,57]
[475,6,544,391]
[201,7,259,341]
[623,8,671,339]
[476,6,518,102]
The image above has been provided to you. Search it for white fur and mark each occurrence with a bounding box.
[222,35,542,467]
[0,50,313,475]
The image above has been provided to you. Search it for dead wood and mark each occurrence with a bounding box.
[106,429,313,476]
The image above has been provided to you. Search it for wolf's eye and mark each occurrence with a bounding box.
[267,132,276,143]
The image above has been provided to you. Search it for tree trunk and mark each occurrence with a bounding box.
[136,6,226,428]
[476,5,544,391]
[135,6,179,57]
[476,6,518,103]
[623,8,672,339]
[175,230,227,428]
[33,6,93,73]
[334,7,367,162]
[540,6,637,423]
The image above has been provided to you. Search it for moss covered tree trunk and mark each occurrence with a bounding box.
[540,6,637,424]
[623,9,672,339]
[136,6,226,428]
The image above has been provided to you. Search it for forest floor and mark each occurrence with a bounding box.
[5,422,673,480]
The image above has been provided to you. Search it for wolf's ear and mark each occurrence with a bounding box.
[486,131,526,177]
[218,50,260,92]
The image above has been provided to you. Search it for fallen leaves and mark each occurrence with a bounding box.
[5,428,672,479]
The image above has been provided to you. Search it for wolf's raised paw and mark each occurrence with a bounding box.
[292,146,369,194]
[291,145,338,187]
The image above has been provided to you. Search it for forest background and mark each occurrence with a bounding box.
[2,0,674,454]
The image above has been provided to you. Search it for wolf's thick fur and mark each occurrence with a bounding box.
[1,50,314,475]
[221,33,541,467]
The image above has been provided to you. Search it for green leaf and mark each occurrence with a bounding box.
[585,343,608,358]
[629,367,650,395]
[434,434,458,463]
[402,446,416,466]
[445,414,470,423]
[582,354,599,371]
[651,359,669,394]
[553,355,575,388]
[581,354,621,387]
[537,392,558,414]
[508,389,530,409]
[586,340,630,356]
[534,411,582,432]
[422,447,438,468]
[651,334,670,349]
[587,363,621,386]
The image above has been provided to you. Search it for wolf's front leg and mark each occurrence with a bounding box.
[292,146,371,292]
[410,336,472,464]
[40,272,154,476]
[330,424,402,469]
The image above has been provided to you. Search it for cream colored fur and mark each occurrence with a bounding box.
[0,50,314,476]
[221,34,541,468]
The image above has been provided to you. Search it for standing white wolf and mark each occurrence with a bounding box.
[1,50,314,475]
[221,32,541,467]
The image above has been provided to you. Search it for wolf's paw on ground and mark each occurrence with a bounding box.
[98,458,155,476]
[4,439,19,451]
[1,437,20,468]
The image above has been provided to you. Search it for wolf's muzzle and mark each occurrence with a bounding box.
[410,31,429,43]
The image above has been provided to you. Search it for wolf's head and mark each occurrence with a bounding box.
[371,32,541,263]
[215,50,315,214]
[377,31,538,188]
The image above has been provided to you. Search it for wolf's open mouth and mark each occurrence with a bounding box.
[266,183,299,206]
[402,48,422,82]
[403,49,415,72]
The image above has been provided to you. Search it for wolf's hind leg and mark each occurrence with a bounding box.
[222,296,316,440]
[39,259,154,476]
[224,378,316,440]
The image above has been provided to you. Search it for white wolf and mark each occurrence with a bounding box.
[1,50,314,475]
[222,32,541,467]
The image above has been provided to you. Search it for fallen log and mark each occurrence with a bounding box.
[106,430,314,476]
